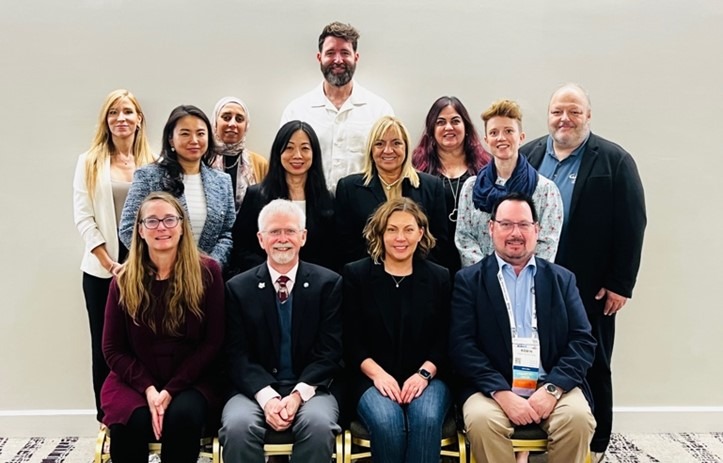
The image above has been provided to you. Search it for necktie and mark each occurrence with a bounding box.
[277,275,290,303]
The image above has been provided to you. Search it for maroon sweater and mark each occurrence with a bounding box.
[101,257,225,426]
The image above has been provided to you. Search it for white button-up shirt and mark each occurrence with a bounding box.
[280,81,394,191]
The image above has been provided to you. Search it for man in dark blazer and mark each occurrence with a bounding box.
[219,199,343,463]
[521,83,646,462]
[450,193,596,463]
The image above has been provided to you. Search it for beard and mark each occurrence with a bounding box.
[269,247,297,266]
[321,62,355,87]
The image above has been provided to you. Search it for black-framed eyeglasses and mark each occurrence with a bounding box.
[492,220,536,232]
[141,216,182,229]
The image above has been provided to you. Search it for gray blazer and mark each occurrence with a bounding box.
[119,163,235,268]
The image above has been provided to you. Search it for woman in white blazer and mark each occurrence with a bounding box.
[72,89,155,421]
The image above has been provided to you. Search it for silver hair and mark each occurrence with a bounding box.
[257,199,306,232]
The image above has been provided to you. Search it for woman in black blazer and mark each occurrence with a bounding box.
[343,198,452,463]
[335,116,451,269]
[229,121,335,276]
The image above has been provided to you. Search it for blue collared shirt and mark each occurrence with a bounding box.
[537,135,588,227]
[494,253,547,378]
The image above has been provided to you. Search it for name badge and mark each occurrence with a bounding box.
[512,336,540,397]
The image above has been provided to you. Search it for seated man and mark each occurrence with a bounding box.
[220,199,343,463]
[449,192,596,463]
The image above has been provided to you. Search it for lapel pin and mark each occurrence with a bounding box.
[258,282,266,289]
[303,282,309,288]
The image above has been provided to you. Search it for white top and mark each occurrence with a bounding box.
[280,80,394,191]
[183,173,207,245]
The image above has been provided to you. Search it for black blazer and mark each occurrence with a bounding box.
[522,133,646,313]
[229,184,335,276]
[342,257,451,405]
[225,261,343,398]
[334,172,452,269]
[449,255,596,406]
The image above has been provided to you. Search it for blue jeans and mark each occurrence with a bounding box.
[357,379,451,463]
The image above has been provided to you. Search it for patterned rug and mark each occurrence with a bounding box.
[1,433,723,462]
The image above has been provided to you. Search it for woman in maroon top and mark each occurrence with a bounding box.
[101,191,224,463]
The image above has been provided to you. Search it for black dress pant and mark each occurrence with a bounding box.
[82,272,112,421]
[109,388,208,463]
[587,311,616,453]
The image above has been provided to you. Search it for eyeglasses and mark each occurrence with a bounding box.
[141,216,182,229]
[264,228,300,237]
[492,220,536,232]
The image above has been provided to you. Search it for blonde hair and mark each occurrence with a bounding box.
[84,89,154,199]
[362,116,420,189]
[117,192,207,335]
[481,99,523,131]
[363,197,436,264]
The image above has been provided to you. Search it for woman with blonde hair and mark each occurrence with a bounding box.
[211,96,268,212]
[73,89,155,421]
[343,197,452,463]
[335,116,451,268]
[102,192,225,463]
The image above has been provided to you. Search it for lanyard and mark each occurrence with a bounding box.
[497,267,537,339]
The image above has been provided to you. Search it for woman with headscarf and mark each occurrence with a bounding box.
[211,97,268,212]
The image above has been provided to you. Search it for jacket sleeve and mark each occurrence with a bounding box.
[425,176,454,270]
[342,265,371,370]
[544,272,597,392]
[229,189,265,275]
[334,177,365,267]
[607,153,646,297]
[449,270,511,396]
[208,173,235,268]
[73,154,105,253]
[119,168,153,249]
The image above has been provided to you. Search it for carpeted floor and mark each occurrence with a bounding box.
[2,433,723,462]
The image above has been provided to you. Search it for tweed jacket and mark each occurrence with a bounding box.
[119,163,235,268]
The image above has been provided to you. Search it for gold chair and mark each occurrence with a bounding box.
[343,413,466,463]
[94,426,219,463]
[217,428,343,463]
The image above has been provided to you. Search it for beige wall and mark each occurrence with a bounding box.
[1,0,722,436]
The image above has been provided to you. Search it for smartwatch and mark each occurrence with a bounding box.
[417,368,432,381]
[544,383,562,400]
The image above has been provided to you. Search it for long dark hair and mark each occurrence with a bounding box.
[260,120,334,222]
[158,105,217,196]
[411,96,490,175]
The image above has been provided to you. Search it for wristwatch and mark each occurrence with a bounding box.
[544,383,562,400]
[417,368,433,381]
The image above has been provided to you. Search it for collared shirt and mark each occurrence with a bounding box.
[537,135,588,227]
[494,253,547,378]
[280,80,394,191]
[255,261,316,408]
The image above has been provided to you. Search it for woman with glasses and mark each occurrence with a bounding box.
[335,116,451,269]
[119,105,235,270]
[73,89,155,421]
[102,192,225,463]
[411,96,491,273]
[343,198,451,463]
[210,96,268,212]
[229,120,335,275]
[455,99,563,268]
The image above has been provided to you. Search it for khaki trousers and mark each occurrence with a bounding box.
[463,387,596,463]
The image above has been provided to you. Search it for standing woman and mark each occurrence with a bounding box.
[229,120,334,275]
[335,116,451,269]
[119,105,235,269]
[343,198,451,463]
[455,99,563,267]
[412,96,490,273]
[73,89,155,421]
[103,192,225,463]
[211,97,268,212]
